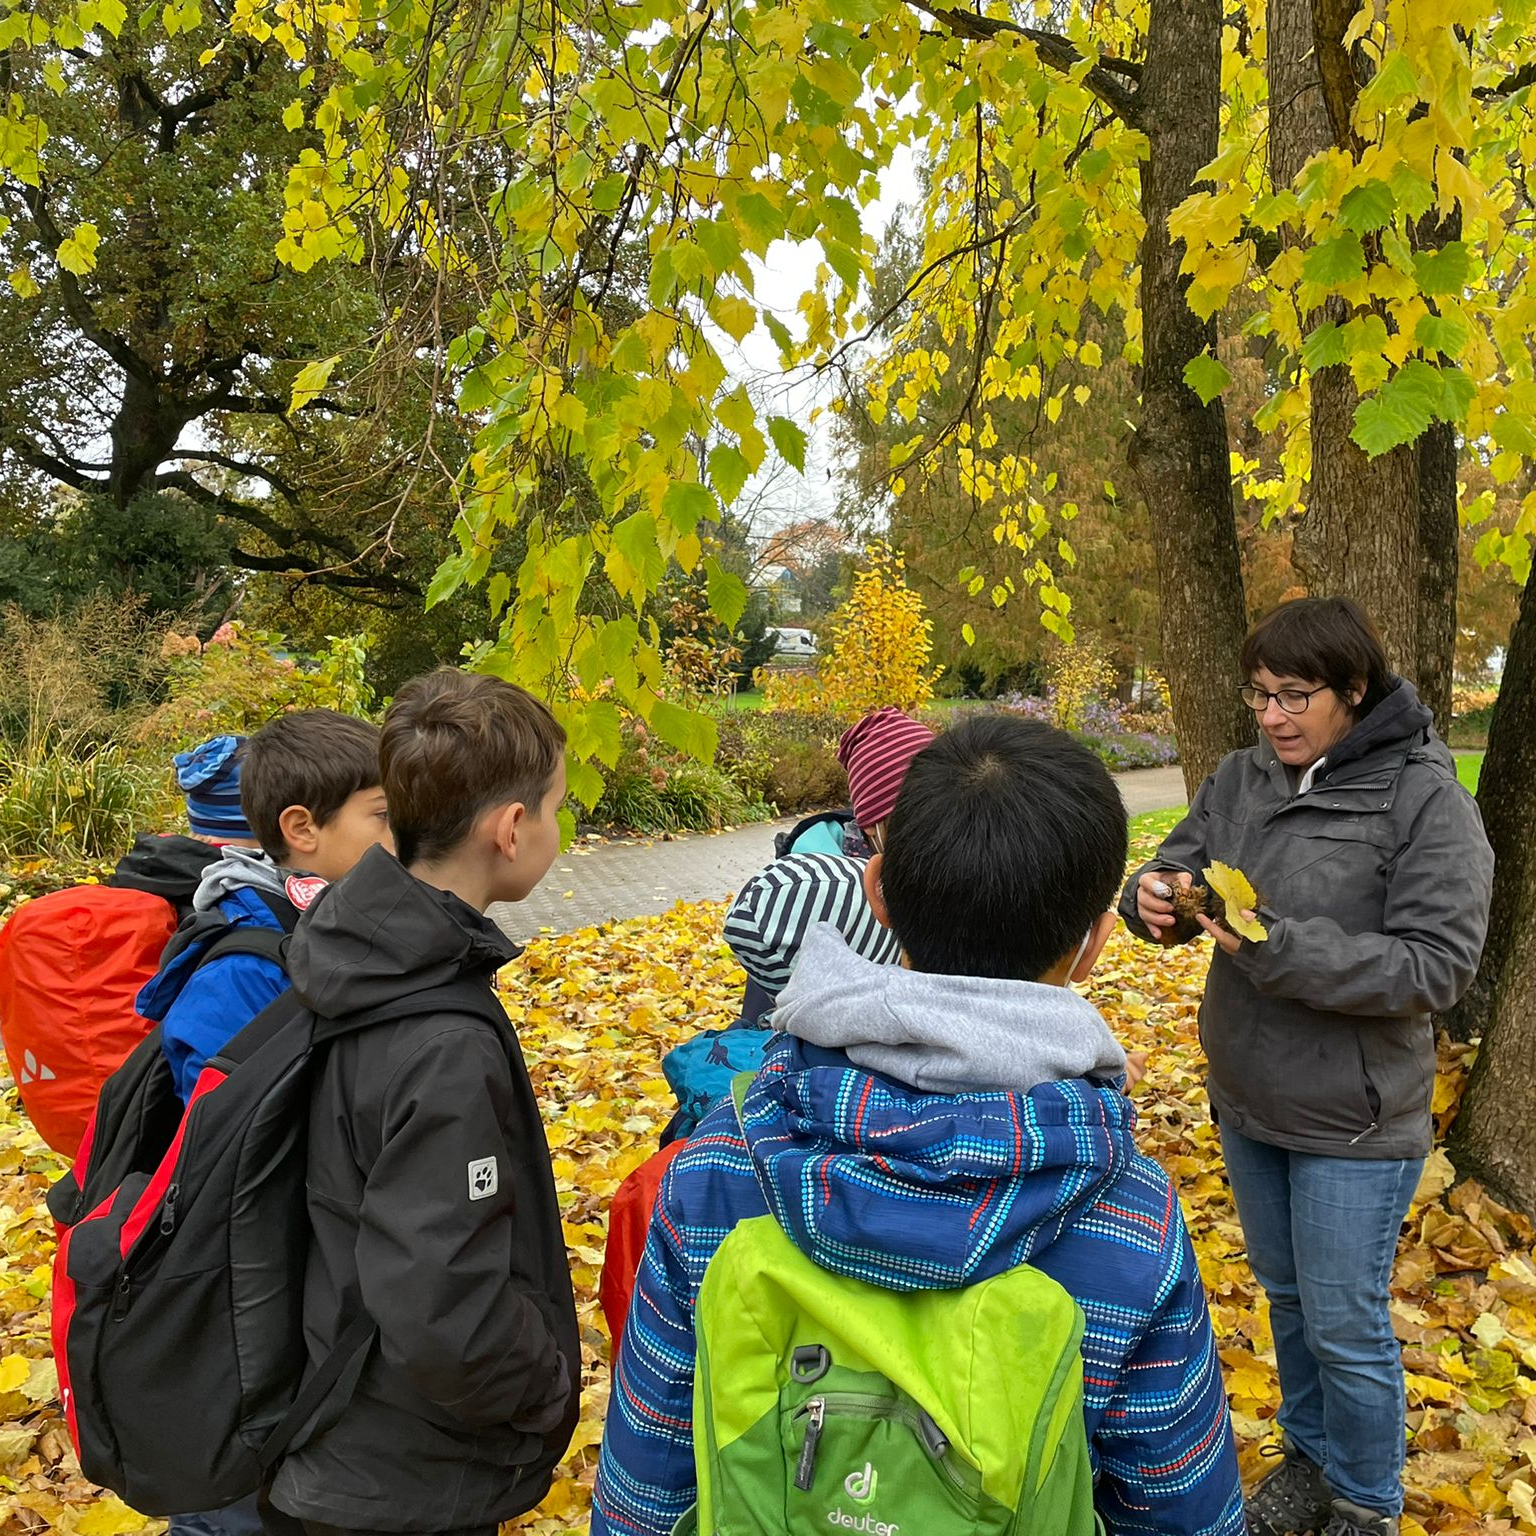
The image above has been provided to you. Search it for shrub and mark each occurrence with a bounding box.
[715,710,848,816]
[139,624,375,751]
[0,738,173,862]
[594,754,766,834]
[761,543,941,719]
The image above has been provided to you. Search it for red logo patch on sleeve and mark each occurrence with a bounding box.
[284,875,329,910]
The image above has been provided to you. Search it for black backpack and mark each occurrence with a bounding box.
[47,976,503,1515]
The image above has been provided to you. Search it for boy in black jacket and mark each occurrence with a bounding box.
[266,669,578,1536]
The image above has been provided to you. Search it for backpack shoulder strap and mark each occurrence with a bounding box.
[196,926,290,970]
[729,1070,754,1127]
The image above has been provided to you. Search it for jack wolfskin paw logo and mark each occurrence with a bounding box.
[468,1156,499,1201]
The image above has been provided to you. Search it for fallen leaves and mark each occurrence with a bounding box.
[0,901,1533,1535]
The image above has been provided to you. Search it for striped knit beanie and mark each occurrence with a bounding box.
[836,707,937,831]
[725,853,902,997]
[175,735,254,842]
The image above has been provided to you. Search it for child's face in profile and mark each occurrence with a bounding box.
[306,786,394,883]
[502,759,567,902]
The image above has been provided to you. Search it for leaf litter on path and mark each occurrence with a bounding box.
[0,903,1531,1535]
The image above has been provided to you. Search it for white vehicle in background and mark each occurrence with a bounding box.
[768,627,819,661]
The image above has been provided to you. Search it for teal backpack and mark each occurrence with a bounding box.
[673,1079,1105,1535]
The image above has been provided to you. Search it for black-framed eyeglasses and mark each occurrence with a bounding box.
[1238,683,1330,715]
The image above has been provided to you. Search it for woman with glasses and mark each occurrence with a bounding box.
[1120,596,1492,1536]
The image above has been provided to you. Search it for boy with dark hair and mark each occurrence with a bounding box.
[139,709,391,1104]
[266,668,579,1536]
[592,714,1244,1536]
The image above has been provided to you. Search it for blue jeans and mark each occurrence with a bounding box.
[1220,1127,1422,1516]
[169,1495,265,1536]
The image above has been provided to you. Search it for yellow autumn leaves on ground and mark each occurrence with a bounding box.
[1,899,1534,1534]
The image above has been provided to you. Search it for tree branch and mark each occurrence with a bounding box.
[11,181,157,384]
[901,1,1143,125]
[167,448,302,503]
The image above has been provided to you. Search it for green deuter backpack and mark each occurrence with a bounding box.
[672,1080,1105,1536]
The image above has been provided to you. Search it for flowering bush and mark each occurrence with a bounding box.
[139,624,375,751]
[998,683,1178,773]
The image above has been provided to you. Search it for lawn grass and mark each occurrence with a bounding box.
[1456,750,1483,794]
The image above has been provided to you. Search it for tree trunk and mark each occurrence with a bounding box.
[1416,420,1459,735]
[1267,0,1421,679]
[1449,566,1536,1212]
[1127,0,1255,795]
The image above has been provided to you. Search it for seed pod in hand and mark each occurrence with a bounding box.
[1161,883,1221,945]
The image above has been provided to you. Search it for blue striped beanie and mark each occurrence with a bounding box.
[175,735,254,841]
[724,853,902,996]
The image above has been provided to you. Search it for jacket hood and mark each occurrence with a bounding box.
[738,1030,1140,1290]
[773,923,1126,1094]
[192,846,289,911]
[288,843,519,1017]
[1321,674,1435,778]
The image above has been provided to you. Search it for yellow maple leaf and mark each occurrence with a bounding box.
[0,1354,30,1392]
[69,1495,154,1535]
[1203,862,1269,943]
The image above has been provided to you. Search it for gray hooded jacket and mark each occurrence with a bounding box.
[1120,678,1492,1158]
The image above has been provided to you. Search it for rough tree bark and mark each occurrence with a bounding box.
[1416,418,1459,734]
[1266,0,1423,679]
[1449,567,1536,1213]
[1126,0,1256,794]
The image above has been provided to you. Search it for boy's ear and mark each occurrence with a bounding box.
[1070,910,1120,984]
[862,853,891,930]
[277,804,321,859]
[488,799,527,861]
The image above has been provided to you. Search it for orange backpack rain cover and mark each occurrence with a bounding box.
[0,886,176,1155]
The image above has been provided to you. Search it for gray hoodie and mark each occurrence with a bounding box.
[773,923,1127,1093]
[191,845,290,911]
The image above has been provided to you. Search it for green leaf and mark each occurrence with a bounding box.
[705,556,748,629]
[1302,321,1348,371]
[1301,233,1366,288]
[288,353,340,413]
[486,571,511,618]
[609,510,666,599]
[1350,396,1411,458]
[707,443,751,504]
[696,218,742,274]
[649,698,718,764]
[737,193,787,250]
[1338,180,1395,235]
[1415,311,1469,359]
[1414,241,1472,297]
[1357,50,1421,115]
[768,415,807,471]
[661,479,716,535]
[1182,350,1231,405]
[566,758,606,810]
[791,72,843,129]
[425,551,472,609]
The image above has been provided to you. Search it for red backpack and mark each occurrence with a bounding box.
[0,836,219,1155]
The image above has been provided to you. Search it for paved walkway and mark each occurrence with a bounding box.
[490,765,1188,942]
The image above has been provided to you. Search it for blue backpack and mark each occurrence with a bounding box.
[661,1027,775,1142]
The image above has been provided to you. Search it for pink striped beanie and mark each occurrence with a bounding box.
[836,707,937,831]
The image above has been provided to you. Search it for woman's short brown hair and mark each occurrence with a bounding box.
[381,669,566,866]
[1240,596,1392,714]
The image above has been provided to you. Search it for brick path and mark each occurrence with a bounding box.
[489,765,1188,943]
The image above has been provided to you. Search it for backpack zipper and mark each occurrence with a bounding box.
[795,1397,825,1490]
[792,1393,979,1498]
[159,1183,180,1237]
[111,1273,132,1321]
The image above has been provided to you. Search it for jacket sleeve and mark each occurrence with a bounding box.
[160,954,288,1102]
[1093,1224,1246,1536]
[591,1163,703,1536]
[1231,780,1494,1017]
[1118,775,1214,944]
[355,1024,570,1431]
